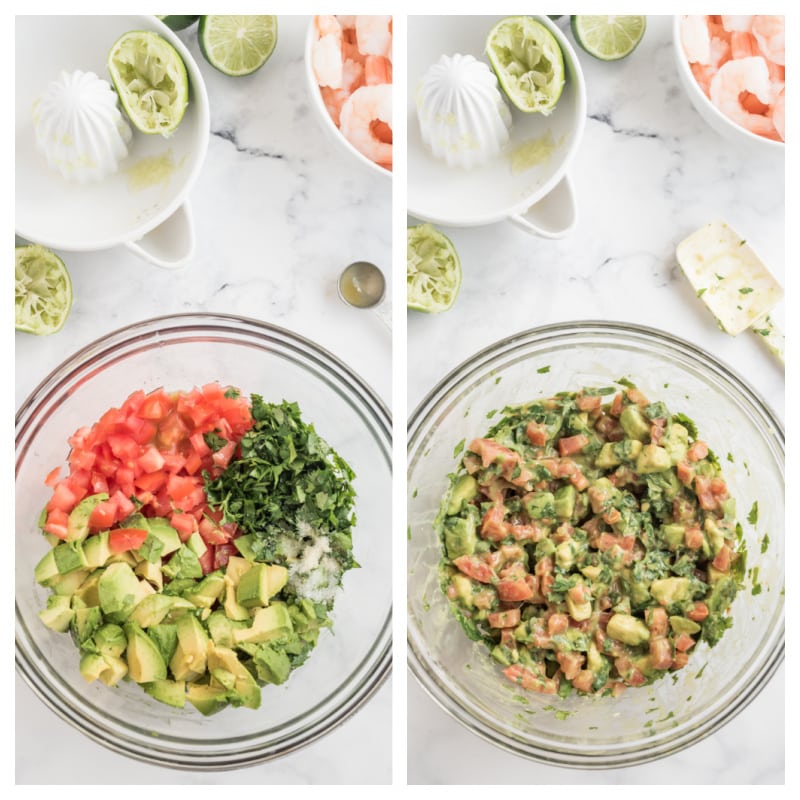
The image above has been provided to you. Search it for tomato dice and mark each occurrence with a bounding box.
[109,528,149,554]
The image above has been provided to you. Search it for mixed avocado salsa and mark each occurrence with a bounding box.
[437,385,744,697]
[34,384,357,715]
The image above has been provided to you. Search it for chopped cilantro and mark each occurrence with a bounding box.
[739,287,754,295]
[747,501,758,525]
[537,365,551,374]
[453,438,466,458]
[696,288,707,298]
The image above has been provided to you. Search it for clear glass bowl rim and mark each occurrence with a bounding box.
[407,319,784,769]
[16,312,393,771]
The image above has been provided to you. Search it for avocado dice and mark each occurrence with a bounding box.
[554,485,577,520]
[443,514,477,560]
[82,531,112,569]
[233,603,293,645]
[662,423,689,464]
[606,613,651,646]
[224,556,252,587]
[70,605,103,645]
[450,573,474,608]
[594,442,620,469]
[66,493,109,543]
[144,678,187,709]
[660,523,686,549]
[74,571,103,607]
[185,682,230,716]
[98,654,129,686]
[50,568,90,596]
[236,564,288,608]
[34,548,60,586]
[98,562,141,622]
[53,541,88,575]
[147,623,179,665]
[206,610,246,647]
[162,545,203,581]
[253,644,292,685]
[233,534,259,562]
[186,532,207,559]
[79,652,108,683]
[184,571,226,609]
[129,593,194,628]
[38,594,74,632]
[524,491,555,519]
[207,643,261,710]
[650,577,692,607]
[135,558,164,591]
[223,575,250,621]
[169,613,209,681]
[669,616,702,635]
[619,405,651,441]
[142,518,182,556]
[93,623,127,658]
[446,474,479,515]
[125,621,168,683]
[635,444,672,474]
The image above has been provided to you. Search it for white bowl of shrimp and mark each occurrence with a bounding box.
[305,15,392,177]
[673,15,784,153]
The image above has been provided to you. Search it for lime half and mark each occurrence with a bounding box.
[570,15,646,61]
[486,16,565,114]
[198,15,278,76]
[108,30,189,135]
[407,224,462,314]
[15,245,73,335]
[156,15,200,31]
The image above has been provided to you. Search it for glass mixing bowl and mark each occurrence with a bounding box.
[16,313,392,770]
[407,321,784,769]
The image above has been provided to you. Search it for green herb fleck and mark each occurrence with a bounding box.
[495,376,502,385]
[761,534,770,554]
[486,408,498,419]
[747,501,759,525]
[616,377,636,388]
[537,365,551,374]
[739,287,754,295]
[695,663,707,679]
[753,328,771,337]
[739,240,747,246]
[696,288,707,298]
[453,439,466,458]
[726,452,734,463]
[715,273,725,281]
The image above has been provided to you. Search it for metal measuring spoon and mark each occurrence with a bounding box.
[337,261,391,329]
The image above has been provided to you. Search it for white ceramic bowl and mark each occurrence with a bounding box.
[15,15,210,268]
[304,17,392,180]
[407,15,586,238]
[672,16,784,156]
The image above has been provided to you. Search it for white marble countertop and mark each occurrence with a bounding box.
[15,15,392,785]
[407,15,784,785]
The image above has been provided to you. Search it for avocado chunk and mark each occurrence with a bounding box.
[185,682,230,716]
[147,623,179,665]
[553,485,577,520]
[98,654,129,686]
[233,534,259,562]
[184,571,226,609]
[662,423,689,465]
[594,442,620,469]
[207,643,261,710]
[38,594,74,632]
[79,652,108,683]
[443,512,477,560]
[635,444,672,474]
[669,616,702,635]
[98,562,141,623]
[74,571,103,607]
[142,518,182,557]
[53,541,88,575]
[650,577,692,607]
[606,613,651,646]
[144,679,187,709]
[125,621,168,683]
[233,603,294,645]
[236,564,288,608]
[524,491,555,519]
[93,623,127,658]
[50,568,90,597]
[619,405,651,441]
[82,531,112,569]
[169,613,209,681]
[252,645,292,685]
[70,605,103,645]
[129,593,194,628]
[450,573,474,608]
[224,556,252,587]
[162,544,203,581]
[66,493,109,542]
[660,523,686,550]
[222,575,250,621]
[135,557,164,591]
[206,610,246,647]
[34,548,60,586]
[446,474,479,515]
[186,532,207,559]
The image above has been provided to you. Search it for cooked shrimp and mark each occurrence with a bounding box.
[339,84,392,168]
[752,15,784,66]
[730,31,759,60]
[356,15,392,58]
[312,15,344,89]
[709,57,778,138]
[771,87,785,141]
[365,55,392,86]
[721,16,753,33]
[680,15,711,64]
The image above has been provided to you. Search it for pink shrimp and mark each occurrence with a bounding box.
[721,16,754,33]
[339,84,392,169]
[709,57,779,139]
[356,15,392,59]
[771,87,785,141]
[365,55,392,86]
[752,15,784,66]
[312,15,344,89]
[680,15,711,64]
[730,31,759,60]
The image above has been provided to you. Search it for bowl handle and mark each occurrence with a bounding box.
[509,175,577,239]
[124,202,195,269]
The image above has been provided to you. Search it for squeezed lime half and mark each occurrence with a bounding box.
[407,224,462,314]
[198,15,278,76]
[107,30,189,136]
[15,245,73,335]
[486,16,566,114]
[570,15,646,61]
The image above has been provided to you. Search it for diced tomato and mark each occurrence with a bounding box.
[69,448,96,471]
[676,461,695,485]
[687,602,709,622]
[183,451,204,475]
[488,608,521,628]
[137,446,165,473]
[214,543,239,570]
[111,490,135,520]
[558,434,589,457]
[481,504,508,542]
[687,441,709,462]
[712,544,732,572]
[198,516,233,546]
[189,432,211,458]
[547,613,569,635]
[496,579,533,602]
[626,387,649,406]
[576,394,602,411]
[43,508,70,540]
[107,433,140,462]
[684,525,704,550]
[88,500,117,530]
[44,467,62,487]
[139,390,172,420]
[46,482,79,513]
[556,650,585,680]
[610,393,624,417]
[502,664,557,694]
[109,528,148,554]
[649,637,673,669]
[674,634,696,652]
[171,512,197,541]
[525,421,549,446]
[198,545,215,575]
[453,555,495,584]
[134,470,168,493]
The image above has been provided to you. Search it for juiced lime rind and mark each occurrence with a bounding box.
[407,224,462,314]
[15,245,73,335]
[486,16,566,114]
[198,15,278,77]
[570,15,646,61]
[156,15,200,31]
[107,30,189,136]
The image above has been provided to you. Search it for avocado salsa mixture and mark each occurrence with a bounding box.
[34,386,357,715]
[437,385,744,697]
